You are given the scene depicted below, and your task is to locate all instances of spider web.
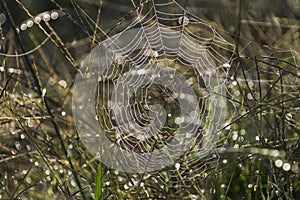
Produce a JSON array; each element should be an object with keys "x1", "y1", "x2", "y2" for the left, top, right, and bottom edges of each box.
[
  {"x1": 0, "y1": 0, "x2": 299, "y2": 199},
  {"x1": 72, "y1": 0, "x2": 235, "y2": 173},
  {"x1": 70, "y1": 0, "x2": 300, "y2": 196}
]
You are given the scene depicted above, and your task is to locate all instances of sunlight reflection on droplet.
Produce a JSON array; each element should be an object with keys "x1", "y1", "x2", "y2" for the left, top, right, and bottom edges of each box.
[
  {"x1": 232, "y1": 132, "x2": 238, "y2": 140},
  {"x1": 124, "y1": 184, "x2": 129, "y2": 190},
  {"x1": 42, "y1": 88, "x2": 47, "y2": 96},
  {"x1": 0, "y1": 13, "x2": 6, "y2": 25},
  {"x1": 58, "y1": 80, "x2": 67, "y2": 88},
  {"x1": 275, "y1": 159, "x2": 283, "y2": 168},
  {"x1": 248, "y1": 80, "x2": 254, "y2": 88},
  {"x1": 223, "y1": 63, "x2": 231, "y2": 68},
  {"x1": 175, "y1": 117, "x2": 184, "y2": 124},
  {"x1": 222, "y1": 159, "x2": 228, "y2": 164},
  {"x1": 26, "y1": 177, "x2": 32, "y2": 184},
  {"x1": 34, "y1": 16, "x2": 41, "y2": 23},
  {"x1": 43, "y1": 13, "x2": 51, "y2": 21},
  {"x1": 178, "y1": 15, "x2": 189, "y2": 26},
  {"x1": 255, "y1": 136, "x2": 260, "y2": 141},
  {"x1": 26, "y1": 20, "x2": 33, "y2": 27},
  {"x1": 71, "y1": 180, "x2": 76, "y2": 187},
  {"x1": 26, "y1": 145, "x2": 31, "y2": 151},
  {"x1": 247, "y1": 93, "x2": 253, "y2": 100},
  {"x1": 175, "y1": 163, "x2": 180, "y2": 170},
  {"x1": 282, "y1": 163, "x2": 291, "y2": 171},
  {"x1": 51, "y1": 12, "x2": 59, "y2": 20},
  {"x1": 20, "y1": 23, "x2": 27, "y2": 31},
  {"x1": 15, "y1": 142, "x2": 21, "y2": 150}
]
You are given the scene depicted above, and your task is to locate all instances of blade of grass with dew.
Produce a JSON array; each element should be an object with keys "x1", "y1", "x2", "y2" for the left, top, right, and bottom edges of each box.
[{"x1": 95, "y1": 163, "x2": 102, "y2": 200}]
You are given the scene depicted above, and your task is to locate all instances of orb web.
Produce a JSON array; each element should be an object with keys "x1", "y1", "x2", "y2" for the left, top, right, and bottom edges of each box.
[
  {"x1": 72, "y1": 0, "x2": 234, "y2": 175},
  {"x1": 0, "y1": 0, "x2": 299, "y2": 199}
]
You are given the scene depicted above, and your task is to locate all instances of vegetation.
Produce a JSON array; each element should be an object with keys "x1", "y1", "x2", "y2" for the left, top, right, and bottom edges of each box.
[{"x1": 0, "y1": 0, "x2": 299, "y2": 199}]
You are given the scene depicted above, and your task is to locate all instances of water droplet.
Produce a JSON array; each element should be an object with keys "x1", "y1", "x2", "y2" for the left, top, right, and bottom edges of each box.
[
  {"x1": 61, "y1": 111, "x2": 66, "y2": 116},
  {"x1": 222, "y1": 159, "x2": 228, "y2": 164},
  {"x1": 234, "y1": 90, "x2": 240, "y2": 96},
  {"x1": 45, "y1": 169, "x2": 50, "y2": 175},
  {"x1": 8, "y1": 68, "x2": 14, "y2": 73},
  {"x1": 34, "y1": 161, "x2": 39, "y2": 166},
  {"x1": 285, "y1": 113, "x2": 292, "y2": 121},
  {"x1": 26, "y1": 20, "x2": 33, "y2": 27},
  {"x1": 178, "y1": 15, "x2": 189, "y2": 26},
  {"x1": 50, "y1": 12, "x2": 59, "y2": 20},
  {"x1": 58, "y1": 80, "x2": 67, "y2": 88},
  {"x1": 43, "y1": 13, "x2": 51, "y2": 21},
  {"x1": 248, "y1": 80, "x2": 254, "y2": 88},
  {"x1": 15, "y1": 142, "x2": 21, "y2": 150},
  {"x1": 0, "y1": 13, "x2": 6, "y2": 25},
  {"x1": 232, "y1": 132, "x2": 238, "y2": 140},
  {"x1": 222, "y1": 63, "x2": 231, "y2": 68},
  {"x1": 42, "y1": 88, "x2": 47, "y2": 96},
  {"x1": 20, "y1": 23, "x2": 27, "y2": 31},
  {"x1": 282, "y1": 163, "x2": 291, "y2": 171},
  {"x1": 247, "y1": 93, "x2": 253, "y2": 100},
  {"x1": 20, "y1": 134, "x2": 25, "y2": 139},
  {"x1": 240, "y1": 129, "x2": 246, "y2": 135},
  {"x1": 124, "y1": 184, "x2": 129, "y2": 190},
  {"x1": 26, "y1": 145, "x2": 31, "y2": 151},
  {"x1": 175, "y1": 163, "x2": 180, "y2": 170},
  {"x1": 26, "y1": 177, "x2": 32, "y2": 184},
  {"x1": 34, "y1": 16, "x2": 41, "y2": 23},
  {"x1": 275, "y1": 159, "x2": 283, "y2": 168},
  {"x1": 248, "y1": 183, "x2": 253, "y2": 188},
  {"x1": 175, "y1": 116, "x2": 184, "y2": 124},
  {"x1": 238, "y1": 136, "x2": 244, "y2": 142}
]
